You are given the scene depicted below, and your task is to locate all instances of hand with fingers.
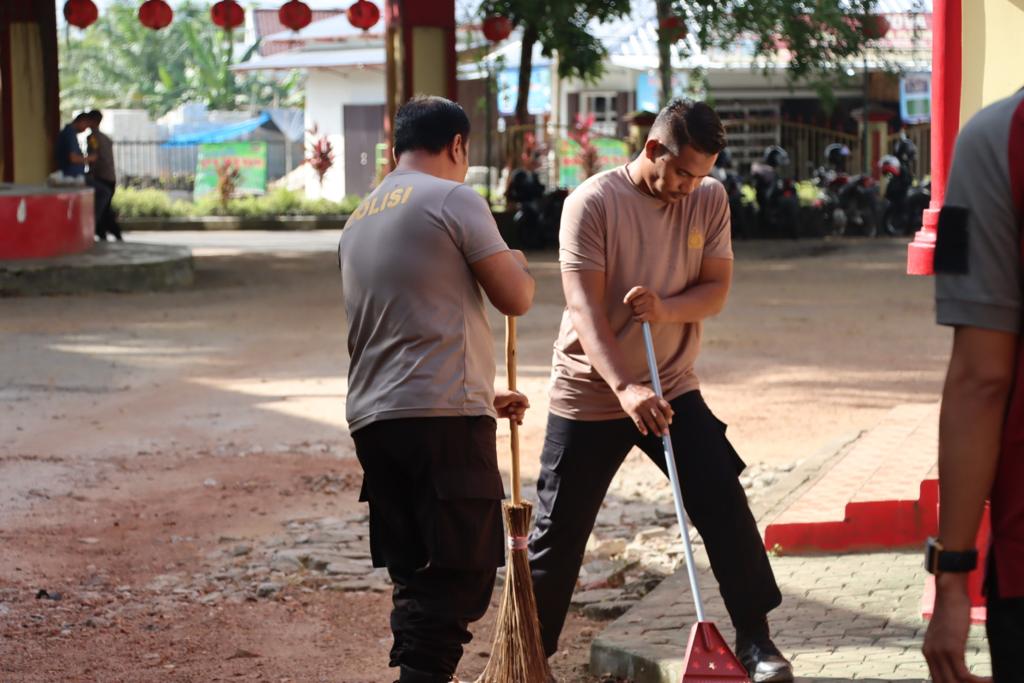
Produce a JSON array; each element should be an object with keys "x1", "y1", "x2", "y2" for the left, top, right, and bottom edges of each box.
[
  {"x1": 923, "y1": 575, "x2": 992, "y2": 683},
  {"x1": 494, "y1": 389, "x2": 530, "y2": 425},
  {"x1": 624, "y1": 286, "x2": 666, "y2": 323},
  {"x1": 616, "y1": 383, "x2": 673, "y2": 437}
]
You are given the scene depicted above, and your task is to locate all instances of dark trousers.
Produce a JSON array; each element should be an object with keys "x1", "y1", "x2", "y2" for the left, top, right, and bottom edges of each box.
[
  {"x1": 91, "y1": 178, "x2": 121, "y2": 240},
  {"x1": 353, "y1": 416, "x2": 506, "y2": 682},
  {"x1": 84, "y1": 176, "x2": 112, "y2": 234},
  {"x1": 988, "y1": 562, "x2": 1024, "y2": 682},
  {"x1": 528, "y1": 391, "x2": 782, "y2": 656}
]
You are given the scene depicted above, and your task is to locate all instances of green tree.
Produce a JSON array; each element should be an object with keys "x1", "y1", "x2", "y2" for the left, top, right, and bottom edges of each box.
[
  {"x1": 478, "y1": 0, "x2": 631, "y2": 124},
  {"x1": 59, "y1": 0, "x2": 302, "y2": 118},
  {"x1": 658, "y1": 0, "x2": 890, "y2": 108}
]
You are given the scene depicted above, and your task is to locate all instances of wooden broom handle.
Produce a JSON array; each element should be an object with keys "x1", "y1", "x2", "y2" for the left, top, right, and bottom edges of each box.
[{"x1": 506, "y1": 316, "x2": 521, "y2": 505}]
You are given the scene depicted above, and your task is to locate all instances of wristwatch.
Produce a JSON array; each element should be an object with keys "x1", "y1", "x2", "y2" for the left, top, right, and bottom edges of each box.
[{"x1": 925, "y1": 537, "x2": 978, "y2": 574}]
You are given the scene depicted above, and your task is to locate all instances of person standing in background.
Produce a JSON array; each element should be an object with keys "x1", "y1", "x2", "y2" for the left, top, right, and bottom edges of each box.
[{"x1": 86, "y1": 110, "x2": 122, "y2": 241}]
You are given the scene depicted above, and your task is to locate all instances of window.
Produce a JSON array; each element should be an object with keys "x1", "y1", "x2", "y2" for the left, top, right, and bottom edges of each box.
[{"x1": 581, "y1": 92, "x2": 618, "y2": 136}]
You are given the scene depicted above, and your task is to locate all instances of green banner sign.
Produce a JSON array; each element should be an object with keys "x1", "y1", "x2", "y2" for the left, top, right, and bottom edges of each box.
[
  {"x1": 194, "y1": 142, "x2": 268, "y2": 199},
  {"x1": 557, "y1": 137, "x2": 632, "y2": 189}
]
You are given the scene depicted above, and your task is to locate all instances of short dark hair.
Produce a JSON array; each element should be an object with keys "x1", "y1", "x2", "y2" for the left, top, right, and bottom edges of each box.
[
  {"x1": 648, "y1": 99, "x2": 726, "y2": 156},
  {"x1": 73, "y1": 112, "x2": 91, "y2": 124},
  {"x1": 393, "y1": 95, "x2": 470, "y2": 157},
  {"x1": 86, "y1": 109, "x2": 103, "y2": 124}
]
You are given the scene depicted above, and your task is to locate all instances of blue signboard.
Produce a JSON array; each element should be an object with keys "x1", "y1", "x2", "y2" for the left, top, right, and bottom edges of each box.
[
  {"x1": 497, "y1": 65, "x2": 551, "y2": 116},
  {"x1": 635, "y1": 71, "x2": 690, "y2": 113},
  {"x1": 899, "y1": 73, "x2": 931, "y2": 124}
]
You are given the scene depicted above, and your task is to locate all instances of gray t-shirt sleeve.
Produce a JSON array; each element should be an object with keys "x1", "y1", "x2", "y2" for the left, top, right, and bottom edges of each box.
[
  {"x1": 935, "y1": 107, "x2": 1021, "y2": 334},
  {"x1": 440, "y1": 185, "x2": 509, "y2": 264}
]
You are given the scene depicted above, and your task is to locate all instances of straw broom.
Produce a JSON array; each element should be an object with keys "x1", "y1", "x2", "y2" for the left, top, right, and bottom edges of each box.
[{"x1": 477, "y1": 316, "x2": 552, "y2": 683}]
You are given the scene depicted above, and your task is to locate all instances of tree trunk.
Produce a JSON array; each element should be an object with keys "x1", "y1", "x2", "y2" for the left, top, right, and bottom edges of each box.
[
  {"x1": 515, "y1": 23, "x2": 538, "y2": 125},
  {"x1": 656, "y1": 0, "x2": 673, "y2": 107}
]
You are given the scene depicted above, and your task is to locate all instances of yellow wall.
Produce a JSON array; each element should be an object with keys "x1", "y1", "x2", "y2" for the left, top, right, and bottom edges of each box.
[
  {"x1": 9, "y1": 22, "x2": 50, "y2": 184},
  {"x1": 960, "y1": 0, "x2": 1024, "y2": 124},
  {"x1": 410, "y1": 27, "x2": 447, "y2": 98}
]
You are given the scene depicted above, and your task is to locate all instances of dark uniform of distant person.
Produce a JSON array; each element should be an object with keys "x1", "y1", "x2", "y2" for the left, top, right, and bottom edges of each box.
[
  {"x1": 85, "y1": 110, "x2": 122, "y2": 241},
  {"x1": 54, "y1": 112, "x2": 111, "y2": 231},
  {"x1": 923, "y1": 87, "x2": 1024, "y2": 683},
  {"x1": 338, "y1": 96, "x2": 535, "y2": 683},
  {"x1": 527, "y1": 99, "x2": 793, "y2": 682}
]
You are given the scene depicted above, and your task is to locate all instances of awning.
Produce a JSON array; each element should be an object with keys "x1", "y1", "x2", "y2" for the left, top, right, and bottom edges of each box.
[{"x1": 161, "y1": 112, "x2": 272, "y2": 147}]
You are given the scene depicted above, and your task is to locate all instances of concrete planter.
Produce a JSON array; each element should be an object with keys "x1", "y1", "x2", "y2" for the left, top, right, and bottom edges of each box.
[{"x1": 121, "y1": 215, "x2": 350, "y2": 232}]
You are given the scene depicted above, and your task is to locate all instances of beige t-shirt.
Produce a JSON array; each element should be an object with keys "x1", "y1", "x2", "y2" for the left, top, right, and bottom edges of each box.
[
  {"x1": 339, "y1": 170, "x2": 509, "y2": 432},
  {"x1": 549, "y1": 166, "x2": 732, "y2": 421}
]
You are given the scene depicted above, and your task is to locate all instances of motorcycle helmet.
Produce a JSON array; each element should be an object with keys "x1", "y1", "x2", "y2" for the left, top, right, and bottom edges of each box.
[
  {"x1": 878, "y1": 154, "x2": 901, "y2": 176},
  {"x1": 825, "y1": 143, "x2": 850, "y2": 169},
  {"x1": 893, "y1": 136, "x2": 917, "y2": 165},
  {"x1": 762, "y1": 145, "x2": 790, "y2": 168},
  {"x1": 715, "y1": 147, "x2": 734, "y2": 169}
]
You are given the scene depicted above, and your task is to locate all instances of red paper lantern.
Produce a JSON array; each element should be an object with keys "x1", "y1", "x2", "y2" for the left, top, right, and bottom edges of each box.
[
  {"x1": 659, "y1": 15, "x2": 689, "y2": 43},
  {"x1": 279, "y1": 1, "x2": 313, "y2": 32},
  {"x1": 138, "y1": 0, "x2": 173, "y2": 30},
  {"x1": 211, "y1": 0, "x2": 245, "y2": 31},
  {"x1": 860, "y1": 14, "x2": 891, "y2": 41},
  {"x1": 346, "y1": 1, "x2": 380, "y2": 31},
  {"x1": 482, "y1": 15, "x2": 512, "y2": 43},
  {"x1": 63, "y1": 0, "x2": 98, "y2": 29}
]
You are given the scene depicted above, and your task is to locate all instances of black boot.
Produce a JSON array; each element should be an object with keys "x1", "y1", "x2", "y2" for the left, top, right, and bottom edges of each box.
[
  {"x1": 735, "y1": 618, "x2": 793, "y2": 683},
  {"x1": 397, "y1": 665, "x2": 452, "y2": 683}
]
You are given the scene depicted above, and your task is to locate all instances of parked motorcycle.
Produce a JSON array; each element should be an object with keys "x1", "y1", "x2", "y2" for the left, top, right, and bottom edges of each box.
[
  {"x1": 506, "y1": 166, "x2": 551, "y2": 249},
  {"x1": 749, "y1": 145, "x2": 800, "y2": 239},
  {"x1": 878, "y1": 134, "x2": 930, "y2": 236},
  {"x1": 711, "y1": 148, "x2": 752, "y2": 238},
  {"x1": 811, "y1": 143, "x2": 881, "y2": 237}
]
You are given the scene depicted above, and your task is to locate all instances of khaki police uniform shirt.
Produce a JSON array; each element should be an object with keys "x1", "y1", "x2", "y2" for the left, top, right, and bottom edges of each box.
[
  {"x1": 339, "y1": 170, "x2": 509, "y2": 433},
  {"x1": 550, "y1": 166, "x2": 733, "y2": 421}
]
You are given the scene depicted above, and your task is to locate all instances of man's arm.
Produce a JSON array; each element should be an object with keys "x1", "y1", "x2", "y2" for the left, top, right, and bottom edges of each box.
[
  {"x1": 623, "y1": 257, "x2": 732, "y2": 323},
  {"x1": 471, "y1": 249, "x2": 534, "y2": 317},
  {"x1": 563, "y1": 269, "x2": 673, "y2": 436},
  {"x1": 924, "y1": 325, "x2": 1015, "y2": 683}
]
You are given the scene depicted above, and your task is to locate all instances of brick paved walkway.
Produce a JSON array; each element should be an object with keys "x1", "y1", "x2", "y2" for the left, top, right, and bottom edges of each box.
[
  {"x1": 592, "y1": 545, "x2": 991, "y2": 682},
  {"x1": 591, "y1": 406, "x2": 992, "y2": 682}
]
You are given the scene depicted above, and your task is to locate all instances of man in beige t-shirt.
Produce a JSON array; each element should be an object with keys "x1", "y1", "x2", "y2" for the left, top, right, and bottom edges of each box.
[{"x1": 528, "y1": 99, "x2": 791, "y2": 682}]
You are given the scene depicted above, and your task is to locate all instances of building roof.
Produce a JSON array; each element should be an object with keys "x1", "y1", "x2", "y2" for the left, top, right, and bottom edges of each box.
[
  {"x1": 231, "y1": 47, "x2": 385, "y2": 72},
  {"x1": 252, "y1": 8, "x2": 346, "y2": 56},
  {"x1": 262, "y1": 13, "x2": 385, "y2": 45}
]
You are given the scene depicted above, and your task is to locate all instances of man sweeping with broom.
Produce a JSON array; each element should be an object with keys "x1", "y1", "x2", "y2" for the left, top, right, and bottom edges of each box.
[
  {"x1": 528, "y1": 99, "x2": 793, "y2": 682},
  {"x1": 339, "y1": 95, "x2": 535, "y2": 683}
]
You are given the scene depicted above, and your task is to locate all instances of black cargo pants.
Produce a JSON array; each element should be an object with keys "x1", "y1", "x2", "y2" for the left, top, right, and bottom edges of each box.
[
  {"x1": 353, "y1": 416, "x2": 506, "y2": 682},
  {"x1": 528, "y1": 390, "x2": 782, "y2": 656}
]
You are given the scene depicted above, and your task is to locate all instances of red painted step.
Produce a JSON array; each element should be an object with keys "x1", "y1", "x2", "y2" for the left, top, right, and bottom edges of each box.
[{"x1": 763, "y1": 404, "x2": 939, "y2": 554}]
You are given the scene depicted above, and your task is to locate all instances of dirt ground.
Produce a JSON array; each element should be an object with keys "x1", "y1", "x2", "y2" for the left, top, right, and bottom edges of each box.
[{"x1": 0, "y1": 236, "x2": 951, "y2": 682}]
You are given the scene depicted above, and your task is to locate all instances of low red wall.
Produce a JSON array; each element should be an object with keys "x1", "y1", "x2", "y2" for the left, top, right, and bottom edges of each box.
[{"x1": 0, "y1": 186, "x2": 94, "y2": 260}]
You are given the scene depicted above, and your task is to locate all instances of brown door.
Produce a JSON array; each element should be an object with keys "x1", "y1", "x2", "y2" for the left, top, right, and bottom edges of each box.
[{"x1": 342, "y1": 104, "x2": 386, "y2": 197}]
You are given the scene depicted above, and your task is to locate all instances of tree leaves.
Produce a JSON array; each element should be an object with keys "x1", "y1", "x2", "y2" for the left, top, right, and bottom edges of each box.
[{"x1": 59, "y1": 0, "x2": 303, "y2": 118}]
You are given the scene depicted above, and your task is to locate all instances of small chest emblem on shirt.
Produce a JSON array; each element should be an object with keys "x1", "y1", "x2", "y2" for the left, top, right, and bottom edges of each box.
[{"x1": 688, "y1": 231, "x2": 705, "y2": 249}]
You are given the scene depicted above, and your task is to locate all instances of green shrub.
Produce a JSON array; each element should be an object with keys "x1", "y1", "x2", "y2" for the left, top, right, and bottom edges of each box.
[
  {"x1": 111, "y1": 187, "x2": 191, "y2": 217},
  {"x1": 113, "y1": 187, "x2": 356, "y2": 218}
]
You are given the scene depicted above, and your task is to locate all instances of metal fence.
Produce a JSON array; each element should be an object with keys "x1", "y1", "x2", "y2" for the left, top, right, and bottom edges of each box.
[
  {"x1": 470, "y1": 118, "x2": 932, "y2": 197},
  {"x1": 113, "y1": 139, "x2": 304, "y2": 189},
  {"x1": 724, "y1": 118, "x2": 932, "y2": 180}
]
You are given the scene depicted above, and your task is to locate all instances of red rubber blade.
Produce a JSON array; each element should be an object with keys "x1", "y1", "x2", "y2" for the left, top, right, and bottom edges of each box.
[{"x1": 681, "y1": 621, "x2": 751, "y2": 683}]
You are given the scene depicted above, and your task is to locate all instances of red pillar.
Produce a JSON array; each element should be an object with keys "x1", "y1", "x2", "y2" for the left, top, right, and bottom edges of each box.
[
  {"x1": 907, "y1": 0, "x2": 962, "y2": 275},
  {"x1": 383, "y1": 0, "x2": 458, "y2": 171}
]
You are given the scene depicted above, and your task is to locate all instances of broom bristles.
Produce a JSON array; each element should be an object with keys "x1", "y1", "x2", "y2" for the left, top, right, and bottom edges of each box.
[{"x1": 477, "y1": 500, "x2": 552, "y2": 683}]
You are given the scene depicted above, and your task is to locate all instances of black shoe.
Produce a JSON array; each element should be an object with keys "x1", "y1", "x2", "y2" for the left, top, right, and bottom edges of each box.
[
  {"x1": 735, "y1": 633, "x2": 793, "y2": 682},
  {"x1": 397, "y1": 665, "x2": 451, "y2": 683}
]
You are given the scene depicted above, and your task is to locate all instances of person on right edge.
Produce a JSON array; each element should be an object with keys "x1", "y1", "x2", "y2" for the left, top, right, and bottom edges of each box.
[
  {"x1": 923, "y1": 87, "x2": 1024, "y2": 683},
  {"x1": 527, "y1": 99, "x2": 791, "y2": 682}
]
